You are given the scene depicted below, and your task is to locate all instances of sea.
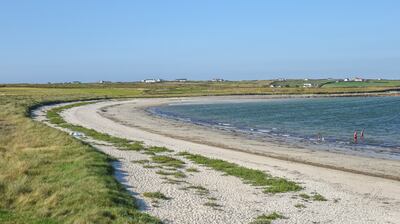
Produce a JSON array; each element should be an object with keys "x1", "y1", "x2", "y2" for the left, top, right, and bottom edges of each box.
[{"x1": 149, "y1": 96, "x2": 400, "y2": 160}]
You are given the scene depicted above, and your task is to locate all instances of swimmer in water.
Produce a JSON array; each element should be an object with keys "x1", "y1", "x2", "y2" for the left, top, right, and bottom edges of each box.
[{"x1": 354, "y1": 130, "x2": 358, "y2": 143}]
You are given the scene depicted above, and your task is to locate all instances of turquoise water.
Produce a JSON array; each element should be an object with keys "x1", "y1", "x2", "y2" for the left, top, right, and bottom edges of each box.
[{"x1": 150, "y1": 97, "x2": 400, "y2": 160}]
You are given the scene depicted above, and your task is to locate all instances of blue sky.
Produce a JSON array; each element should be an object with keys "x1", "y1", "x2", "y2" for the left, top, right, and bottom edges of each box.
[{"x1": 1, "y1": 0, "x2": 399, "y2": 83}]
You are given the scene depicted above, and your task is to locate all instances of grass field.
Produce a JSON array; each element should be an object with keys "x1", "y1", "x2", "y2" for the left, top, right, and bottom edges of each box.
[
  {"x1": 322, "y1": 80, "x2": 400, "y2": 88},
  {"x1": 0, "y1": 80, "x2": 399, "y2": 223}
]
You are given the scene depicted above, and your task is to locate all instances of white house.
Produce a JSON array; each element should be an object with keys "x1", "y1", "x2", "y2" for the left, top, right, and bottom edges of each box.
[
  {"x1": 353, "y1": 77, "x2": 364, "y2": 82},
  {"x1": 303, "y1": 83, "x2": 313, "y2": 88},
  {"x1": 176, "y1": 79, "x2": 187, "y2": 82},
  {"x1": 211, "y1": 78, "x2": 225, "y2": 82},
  {"x1": 142, "y1": 78, "x2": 162, "y2": 83}
]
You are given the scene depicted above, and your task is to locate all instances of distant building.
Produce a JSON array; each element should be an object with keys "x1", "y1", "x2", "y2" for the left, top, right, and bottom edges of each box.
[
  {"x1": 353, "y1": 77, "x2": 364, "y2": 82},
  {"x1": 211, "y1": 78, "x2": 225, "y2": 82},
  {"x1": 303, "y1": 83, "x2": 313, "y2": 88},
  {"x1": 343, "y1": 78, "x2": 350, "y2": 82},
  {"x1": 176, "y1": 78, "x2": 187, "y2": 82},
  {"x1": 142, "y1": 78, "x2": 162, "y2": 83},
  {"x1": 99, "y1": 80, "x2": 112, "y2": 84},
  {"x1": 72, "y1": 81, "x2": 81, "y2": 84}
]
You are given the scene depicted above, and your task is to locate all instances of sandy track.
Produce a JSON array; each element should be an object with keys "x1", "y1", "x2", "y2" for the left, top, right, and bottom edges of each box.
[{"x1": 36, "y1": 98, "x2": 400, "y2": 223}]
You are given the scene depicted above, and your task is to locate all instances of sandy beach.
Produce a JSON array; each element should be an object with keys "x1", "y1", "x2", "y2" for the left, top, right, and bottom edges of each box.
[{"x1": 34, "y1": 97, "x2": 400, "y2": 223}]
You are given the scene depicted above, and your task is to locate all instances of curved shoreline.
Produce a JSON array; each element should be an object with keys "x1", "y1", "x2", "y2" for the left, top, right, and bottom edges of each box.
[
  {"x1": 57, "y1": 98, "x2": 400, "y2": 223},
  {"x1": 99, "y1": 96, "x2": 400, "y2": 181}
]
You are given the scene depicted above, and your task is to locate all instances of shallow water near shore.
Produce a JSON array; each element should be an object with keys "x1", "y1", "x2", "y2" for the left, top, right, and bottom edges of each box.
[{"x1": 150, "y1": 96, "x2": 400, "y2": 160}]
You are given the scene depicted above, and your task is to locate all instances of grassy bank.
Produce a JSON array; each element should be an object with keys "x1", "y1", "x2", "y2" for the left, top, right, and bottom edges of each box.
[{"x1": 0, "y1": 91, "x2": 162, "y2": 223}]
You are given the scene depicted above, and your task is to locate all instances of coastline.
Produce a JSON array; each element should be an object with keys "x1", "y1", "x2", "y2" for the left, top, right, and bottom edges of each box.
[
  {"x1": 100, "y1": 96, "x2": 400, "y2": 181},
  {"x1": 57, "y1": 97, "x2": 400, "y2": 223}
]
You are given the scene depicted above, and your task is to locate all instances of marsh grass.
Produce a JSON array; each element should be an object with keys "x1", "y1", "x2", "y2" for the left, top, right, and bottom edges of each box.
[{"x1": 177, "y1": 152, "x2": 301, "y2": 193}]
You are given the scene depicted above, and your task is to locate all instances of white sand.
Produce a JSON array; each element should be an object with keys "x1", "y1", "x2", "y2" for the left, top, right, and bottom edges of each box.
[{"x1": 33, "y1": 98, "x2": 400, "y2": 223}]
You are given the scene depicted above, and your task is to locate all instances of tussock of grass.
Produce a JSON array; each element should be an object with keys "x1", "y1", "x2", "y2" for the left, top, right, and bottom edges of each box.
[
  {"x1": 178, "y1": 152, "x2": 301, "y2": 193},
  {"x1": 299, "y1": 192, "x2": 327, "y2": 201},
  {"x1": 143, "y1": 192, "x2": 170, "y2": 200},
  {"x1": 146, "y1": 146, "x2": 173, "y2": 154},
  {"x1": 312, "y1": 193, "x2": 327, "y2": 201},
  {"x1": 186, "y1": 167, "x2": 199, "y2": 172},
  {"x1": 294, "y1": 203, "x2": 306, "y2": 209},
  {"x1": 142, "y1": 165, "x2": 161, "y2": 169},
  {"x1": 299, "y1": 193, "x2": 311, "y2": 199},
  {"x1": 131, "y1": 159, "x2": 150, "y2": 164},
  {"x1": 161, "y1": 177, "x2": 188, "y2": 185},
  {"x1": 250, "y1": 212, "x2": 285, "y2": 224},
  {"x1": 151, "y1": 155, "x2": 185, "y2": 168},
  {"x1": 184, "y1": 185, "x2": 210, "y2": 195},
  {"x1": 155, "y1": 170, "x2": 187, "y2": 178},
  {"x1": 203, "y1": 202, "x2": 221, "y2": 208}
]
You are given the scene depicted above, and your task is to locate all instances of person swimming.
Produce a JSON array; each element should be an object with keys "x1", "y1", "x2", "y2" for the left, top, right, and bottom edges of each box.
[{"x1": 354, "y1": 130, "x2": 358, "y2": 143}]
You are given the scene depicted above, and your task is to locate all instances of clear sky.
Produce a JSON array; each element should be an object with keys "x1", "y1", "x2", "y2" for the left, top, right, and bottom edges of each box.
[{"x1": 1, "y1": 0, "x2": 399, "y2": 83}]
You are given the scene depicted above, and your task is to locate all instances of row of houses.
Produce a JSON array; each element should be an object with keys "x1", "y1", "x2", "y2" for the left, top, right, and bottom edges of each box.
[{"x1": 141, "y1": 78, "x2": 226, "y2": 83}]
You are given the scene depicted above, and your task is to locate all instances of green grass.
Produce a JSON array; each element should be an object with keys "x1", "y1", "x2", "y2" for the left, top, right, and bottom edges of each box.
[
  {"x1": 186, "y1": 167, "x2": 199, "y2": 172},
  {"x1": 146, "y1": 146, "x2": 173, "y2": 154},
  {"x1": 155, "y1": 170, "x2": 187, "y2": 178},
  {"x1": 151, "y1": 155, "x2": 185, "y2": 168},
  {"x1": 131, "y1": 160, "x2": 150, "y2": 164},
  {"x1": 177, "y1": 152, "x2": 301, "y2": 193},
  {"x1": 250, "y1": 212, "x2": 285, "y2": 224},
  {"x1": 183, "y1": 185, "x2": 209, "y2": 195},
  {"x1": 47, "y1": 103, "x2": 147, "y2": 152},
  {"x1": 294, "y1": 203, "x2": 306, "y2": 209},
  {"x1": 312, "y1": 193, "x2": 327, "y2": 201},
  {"x1": 299, "y1": 193, "x2": 327, "y2": 201},
  {"x1": 322, "y1": 80, "x2": 400, "y2": 88},
  {"x1": 0, "y1": 95, "x2": 161, "y2": 223},
  {"x1": 142, "y1": 192, "x2": 170, "y2": 200},
  {"x1": 299, "y1": 193, "x2": 311, "y2": 199},
  {"x1": 270, "y1": 79, "x2": 334, "y2": 88}
]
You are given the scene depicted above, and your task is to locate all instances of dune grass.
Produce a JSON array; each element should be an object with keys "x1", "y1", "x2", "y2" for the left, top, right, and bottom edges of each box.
[{"x1": 177, "y1": 152, "x2": 301, "y2": 193}]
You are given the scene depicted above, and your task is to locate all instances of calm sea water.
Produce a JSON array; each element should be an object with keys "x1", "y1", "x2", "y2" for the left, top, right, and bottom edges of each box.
[{"x1": 150, "y1": 97, "x2": 400, "y2": 160}]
